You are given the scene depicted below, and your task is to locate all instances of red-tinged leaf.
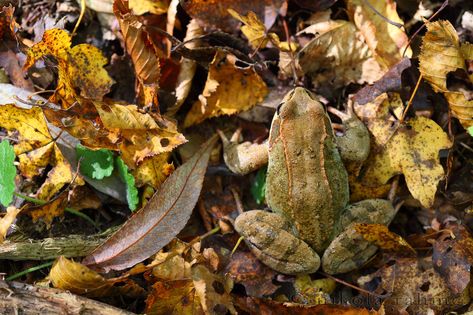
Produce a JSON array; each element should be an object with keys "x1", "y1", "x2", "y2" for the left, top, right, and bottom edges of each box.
[{"x1": 82, "y1": 135, "x2": 218, "y2": 272}]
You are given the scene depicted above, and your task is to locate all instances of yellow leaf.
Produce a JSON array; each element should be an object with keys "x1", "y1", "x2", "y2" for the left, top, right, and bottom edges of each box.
[
  {"x1": 228, "y1": 9, "x2": 280, "y2": 49},
  {"x1": 29, "y1": 192, "x2": 68, "y2": 225},
  {"x1": 132, "y1": 153, "x2": 174, "y2": 189},
  {"x1": 50, "y1": 256, "x2": 144, "y2": 298},
  {"x1": 184, "y1": 50, "x2": 268, "y2": 127},
  {"x1": 347, "y1": 0, "x2": 412, "y2": 69},
  {"x1": 363, "y1": 116, "x2": 452, "y2": 208},
  {"x1": 129, "y1": 0, "x2": 169, "y2": 15},
  {"x1": 293, "y1": 274, "x2": 334, "y2": 304},
  {"x1": 354, "y1": 223, "x2": 415, "y2": 254},
  {"x1": 0, "y1": 206, "x2": 20, "y2": 244},
  {"x1": 298, "y1": 20, "x2": 383, "y2": 89},
  {"x1": 25, "y1": 29, "x2": 114, "y2": 108},
  {"x1": 0, "y1": 105, "x2": 51, "y2": 155},
  {"x1": 419, "y1": 20, "x2": 473, "y2": 129},
  {"x1": 0, "y1": 105, "x2": 81, "y2": 222}
]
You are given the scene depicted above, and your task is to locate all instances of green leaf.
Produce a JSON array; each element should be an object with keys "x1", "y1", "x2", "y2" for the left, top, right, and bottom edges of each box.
[
  {"x1": 251, "y1": 166, "x2": 266, "y2": 205},
  {"x1": 115, "y1": 157, "x2": 139, "y2": 211},
  {"x1": 0, "y1": 140, "x2": 16, "y2": 207},
  {"x1": 468, "y1": 126, "x2": 473, "y2": 137},
  {"x1": 76, "y1": 144, "x2": 114, "y2": 180}
]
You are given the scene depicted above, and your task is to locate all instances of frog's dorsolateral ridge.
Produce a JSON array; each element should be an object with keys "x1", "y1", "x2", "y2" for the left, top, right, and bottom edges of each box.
[{"x1": 221, "y1": 88, "x2": 396, "y2": 275}]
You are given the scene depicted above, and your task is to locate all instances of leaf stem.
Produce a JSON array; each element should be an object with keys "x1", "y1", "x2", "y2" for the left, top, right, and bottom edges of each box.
[
  {"x1": 14, "y1": 192, "x2": 98, "y2": 228},
  {"x1": 6, "y1": 261, "x2": 54, "y2": 281}
]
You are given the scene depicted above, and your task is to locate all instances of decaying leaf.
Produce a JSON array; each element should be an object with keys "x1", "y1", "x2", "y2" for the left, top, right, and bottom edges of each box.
[
  {"x1": 50, "y1": 256, "x2": 145, "y2": 298},
  {"x1": 432, "y1": 223, "x2": 473, "y2": 295},
  {"x1": 184, "y1": 50, "x2": 268, "y2": 127},
  {"x1": 298, "y1": 19, "x2": 382, "y2": 89},
  {"x1": 0, "y1": 206, "x2": 20, "y2": 244},
  {"x1": 24, "y1": 29, "x2": 114, "y2": 108},
  {"x1": 132, "y1": 153, "x2": 174, "y2": 189},
  {"x1": 419, "y1": 20, "x2": 473, "y2": 129},
  {"x1": 0, "y1": 105, "x2": 81, "y2": 207},
  {"x1": 129, "y1": 0, "x2": 169, "y2": 15},
  {"x1": 353, "y1": 223, "x2": 416, "y2": 254},
  {"x1": 293, "y1": 274, "x2": 334, "y2": 305},
  {"x1": 180, "y1": 0, "x2": 285, "y2": 32},
  {"x1": 113, "y1": 0, "x2": 161, "y2": 107},
  {"x1": 82, "y1": 136, "x2": 218, "y2": 272},
  {"x1": 358, "y1": 257, "x2": 470, "y2": 314},
  {"x1": 228, "y1": 9, "x2": 280, "y2": 49},
  {"x1": 360, "y1": 96, "x2": 452, "y2": 208},
  {"x1": 346, "y1": 0, "x2": 412, "y2": 69}
]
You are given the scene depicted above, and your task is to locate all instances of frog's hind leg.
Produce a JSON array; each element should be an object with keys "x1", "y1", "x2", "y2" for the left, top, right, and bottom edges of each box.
[{"x1": 234, "y1": 210, "x2": 321, "y2": 275}]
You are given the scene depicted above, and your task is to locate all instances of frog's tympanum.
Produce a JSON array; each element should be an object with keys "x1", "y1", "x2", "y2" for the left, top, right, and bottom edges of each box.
[{"x1": 219, "y1": 88, "x2": 396, "y2": 275}]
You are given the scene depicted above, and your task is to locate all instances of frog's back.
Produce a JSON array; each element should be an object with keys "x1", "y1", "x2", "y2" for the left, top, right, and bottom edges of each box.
[{"x1": 265, "y1": 88, "x2": 349, "y2": 253}]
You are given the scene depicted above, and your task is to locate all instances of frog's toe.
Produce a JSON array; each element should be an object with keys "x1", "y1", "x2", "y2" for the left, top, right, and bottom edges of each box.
[{"x1": 321, "y1": 223, "x2": 378, "y2": 274}]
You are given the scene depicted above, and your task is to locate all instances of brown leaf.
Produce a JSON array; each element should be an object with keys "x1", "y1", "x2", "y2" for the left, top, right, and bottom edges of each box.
[
  {"x1": 180, "y1": 0, "x2": 285, "y2": 32},
  {"x1": 432, "y1": 223, "x2": 473, "y2": 295},
  {"x1": 353, "y1": 57, "x2": 411, "y2": 105},
  {"x1": 82, "y1": 135, "x2": 218, "y2": 272}
]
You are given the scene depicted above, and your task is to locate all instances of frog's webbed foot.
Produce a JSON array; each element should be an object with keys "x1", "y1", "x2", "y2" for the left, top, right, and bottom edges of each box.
[
  {"x1": 234, "y1": 210, "x2": 320, "y2": 275},
  {"x1": 322, "y1": 199, "x2": 396, "y2": 274},
  {"x1": 217, "y1": 129, "x2": 268, "y2": 175},
  {"x1": 329, "y1": 103, "x2": 370, "y2": 163}
]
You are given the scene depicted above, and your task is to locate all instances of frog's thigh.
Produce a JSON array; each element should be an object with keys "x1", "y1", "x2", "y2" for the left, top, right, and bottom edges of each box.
[
  {"x1": 235, "y1": 210, "x2": 320, "y2": 275},
  {"x1": 322, "y1": 223, "x2": 378, "y2": 274}
]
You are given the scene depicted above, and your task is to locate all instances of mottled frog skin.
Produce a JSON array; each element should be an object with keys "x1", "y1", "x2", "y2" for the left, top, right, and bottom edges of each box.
[{"x1": 221, "y1": 88, "x2": 396, "y2": 275}]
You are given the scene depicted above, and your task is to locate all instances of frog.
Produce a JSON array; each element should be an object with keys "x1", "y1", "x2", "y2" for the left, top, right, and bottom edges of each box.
[{"x1": 219, "y1": 87, "x2": 396, "y2": 275}]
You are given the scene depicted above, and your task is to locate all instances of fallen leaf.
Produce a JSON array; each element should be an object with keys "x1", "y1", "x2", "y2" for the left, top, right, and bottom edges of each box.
[
  {"x1": 358, "y1": 257, "x2": 470, "y2": 314},
  {"x1": 82, "y1": 136, "x2": 218, "y2": 272},
  {"x1": 24, "y1": 29, "x2": 114, "y2": 108},
  {"x1": 0, "y1": 206, "x2": 20, "y2": 243},
  {"x1": 432, "y1": 223, "x2": 473, "y2": 295},
  {"x1": 228, "y1": 9, "x2": 280, "y2": 49},
  {"x1": 76, "y1": 145, "x2": 114, "y2": 180},
  {"x1": 293, "y1": 274, "x2": 334, "y2": 305},
  {"x1": 132, "y1": 153, "x2": 174, "y2": 189},
  {"x1": 419, "y1": 20, "x2": 473, "y2": 129},
  {"x1": 347, "y1": 0, "x2": 412, "y2": 69},
  {"x1": 115, "y1": 156, "x2": 139, "y2": 211},
  {"x1": 180, "y1": 0, "x2": 285, "y2": 32},
  {"x1": 129, "y1": 0, "x2": 169, "y2": 15},
  {"x1": 184, "y1": 50, "x2": 268, "y2": 127},
  {"x1": 362, "y1": 115, "x2": 452, "y2": 208},
  {"x1": 0, "y1": 140, "x2": 15, "y2": 207},
  {"x1": 114, "y1": 0, "x2": 160, "y2": 107},
  {"x1": 353, "y1": 223, "x2": 416, "y2": 254},
  {"x1": 50, "y1": 256, "x2": 145, "y2": 298},
  {"x1": 298, "y1": 20, "x2": 383, "y2": 89}
]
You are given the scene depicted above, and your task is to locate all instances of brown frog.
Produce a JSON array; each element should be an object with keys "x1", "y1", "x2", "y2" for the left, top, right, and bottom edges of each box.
[{"x1": 219, "y1": 88, "x2": 396, "y2": 275}]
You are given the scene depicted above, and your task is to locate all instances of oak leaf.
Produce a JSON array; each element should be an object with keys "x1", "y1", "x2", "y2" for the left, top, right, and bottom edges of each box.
[{"x1": 184, "y1": 50, "x2": 268, "y2": 127}]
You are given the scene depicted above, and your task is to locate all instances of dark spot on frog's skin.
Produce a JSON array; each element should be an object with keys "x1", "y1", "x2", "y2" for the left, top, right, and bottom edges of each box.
[{"x1": 160, "y1": 138, "x2": 170, "y2": 147}]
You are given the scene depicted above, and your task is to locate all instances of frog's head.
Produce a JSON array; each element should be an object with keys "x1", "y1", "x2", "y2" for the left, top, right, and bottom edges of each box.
[{"x1": 277, "y1": 87, "x2": 325, "y2": 119}]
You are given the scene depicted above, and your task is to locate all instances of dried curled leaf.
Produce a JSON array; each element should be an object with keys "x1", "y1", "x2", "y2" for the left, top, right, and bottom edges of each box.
[
  {"x1": 298, "y1": 20, "x2": 382, "y2": 89},
  {"x1": 347, "y1": 0, "x2": 411, "y2": 69},
  {"x1": 50, "y1": 256, "x2": 144, "y2": 298},
  {"x1": 24, "y1": 29, "x2": 114, "y2": 107},
  {"x1": 82, "y1": 136, "x2": 218, "y2": 272},
  {"x1": 0, "y1": 206, "x2": 20, "y2": 244},
  {"x1": 419, "y1": 20, "x2": 473, "y2": 129},
  {"x1": 184, "y1": 50, "x2": 268, "y2": 127}
]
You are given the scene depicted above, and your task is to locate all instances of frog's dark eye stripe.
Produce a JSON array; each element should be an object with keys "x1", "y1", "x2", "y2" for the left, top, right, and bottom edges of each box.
[{"x1": 276, "y1": 102, "x2": 285, "y2": 114}]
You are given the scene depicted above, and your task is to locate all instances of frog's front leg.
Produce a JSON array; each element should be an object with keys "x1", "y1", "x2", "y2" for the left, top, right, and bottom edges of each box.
[
  {"x1": 234, "y1": 210, "x2": 321, "y2": 275},
  {"x1": 331, "y1": 105, "x2": 370, "y2": 163},
  {"x1": 322, "y1": 199, "x2": 396, "y2": 274},
  {"x1": 218, "y1": 129, "x2": 269, "y2": 175}
]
